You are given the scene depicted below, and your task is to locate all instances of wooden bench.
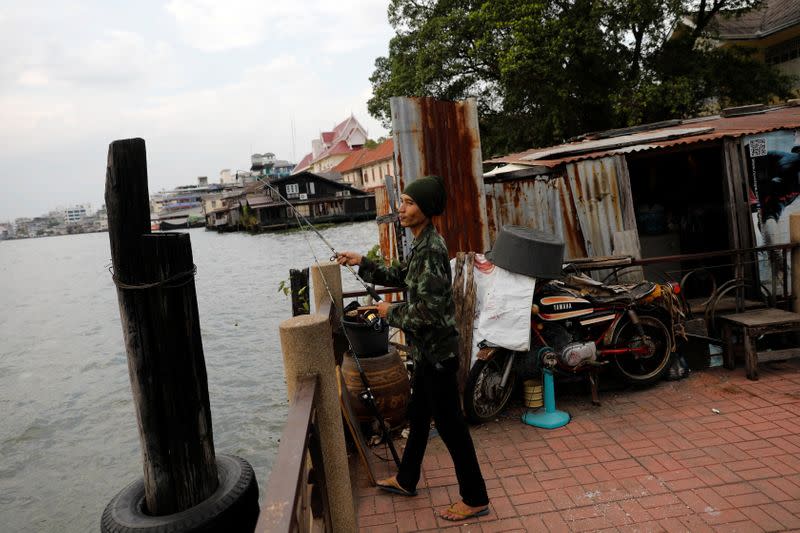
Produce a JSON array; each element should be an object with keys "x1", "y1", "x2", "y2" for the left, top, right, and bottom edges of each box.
[{"x1": 719, "y1": 308, "x2": 800, "y2": 380}]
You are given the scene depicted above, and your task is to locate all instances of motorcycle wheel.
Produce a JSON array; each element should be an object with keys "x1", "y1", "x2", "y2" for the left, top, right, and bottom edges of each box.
[
  {"x1": 613, "y1": 314, "x2": 672, "y2": 386},
  {"x1": 463, "y1": 355, "x2": 516, "y2": 424}
]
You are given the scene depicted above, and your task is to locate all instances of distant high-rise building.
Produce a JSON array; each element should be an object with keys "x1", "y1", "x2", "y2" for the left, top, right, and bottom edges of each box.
[{"x1": 64, "y1": 204, "x2": 91, "y2": 224}]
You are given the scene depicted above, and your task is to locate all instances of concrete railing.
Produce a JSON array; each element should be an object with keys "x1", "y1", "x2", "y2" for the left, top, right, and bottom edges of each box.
[{"x1": 256, "y1": 262, "x2": 355, "y2": 532}]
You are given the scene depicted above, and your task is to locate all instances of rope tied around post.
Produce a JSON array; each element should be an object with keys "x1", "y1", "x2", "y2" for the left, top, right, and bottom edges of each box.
[{"x1": 108, "y1": 264, "x2": 198, "y2": 290}]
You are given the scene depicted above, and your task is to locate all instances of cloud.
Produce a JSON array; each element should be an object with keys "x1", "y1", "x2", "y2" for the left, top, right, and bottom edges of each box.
[
  {"x1": 0, "y1": 28, "x2": 180, "y2": 156},
  {"x1": 17, "y1": 70, "x2": 50, "y2": 88},
  {"x1": 165, "y1": 0, "x2": 392, "y2": 54},
  {"x1": 54, "y1": 30, "x2": 178, "y2": 87},
  {"x1": 0, "y1": 1, "x2": 393, "y2": 220},
  {"x1": 165, "y1": 0, "x2": 294, "y2": 52}
]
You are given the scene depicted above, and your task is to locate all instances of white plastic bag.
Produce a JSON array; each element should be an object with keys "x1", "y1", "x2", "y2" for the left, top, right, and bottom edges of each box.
[{"x1": 452, "y1": 254, "x2": 536, "y2": 367}]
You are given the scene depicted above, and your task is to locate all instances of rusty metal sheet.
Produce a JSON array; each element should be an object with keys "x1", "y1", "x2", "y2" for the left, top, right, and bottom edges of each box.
[
  {"x1": 374, "y1": 186, "x2": 402, "y2": 266},
  {"x1": 565, "y1": 156, "x2": 639, "y2": 260},
  {"x1": 485, "y1": 174, "x2": 587, "y2": 259},
  {"x1": 390, "y1": 96, "x2": 489, "y2": 256}
]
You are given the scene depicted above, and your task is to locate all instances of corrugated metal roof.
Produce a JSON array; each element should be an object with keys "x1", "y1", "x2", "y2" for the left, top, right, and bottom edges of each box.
[
  {"x1": 487, "y1": 105, "x2": 800, "y2": 169},
  {"x1": 519, "y1": 127, "x2": 713, "y2": 161},
  {"x1": 246, "y1": 195, "x2": 272, "y2": 208}
]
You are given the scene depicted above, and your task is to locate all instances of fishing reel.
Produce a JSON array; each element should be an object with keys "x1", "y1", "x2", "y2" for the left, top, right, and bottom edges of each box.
[
  {"x1": 361, "y1": 308, "x2": 383, "y2": 331},
  {"x1": 343, "y1": 300, "x2": 384, "y2": 331}
]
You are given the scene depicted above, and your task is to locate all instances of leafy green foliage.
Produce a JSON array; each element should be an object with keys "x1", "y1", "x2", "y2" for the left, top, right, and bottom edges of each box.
[
  {"x1": 364, "y1": 136, "x2": 388, "y2": 149},
  {"x1": 369, "y1": 0, "x2": 795, "y2": 157},
  {"x1": 241, "y1": 204, "x2": 259, "y2": 232},
  {"x1": 365, "y1": 244, "x2": 383, "y2": 263},
  {"x1": 278, "y1": 279, "x2": 310, "y2": 313}
]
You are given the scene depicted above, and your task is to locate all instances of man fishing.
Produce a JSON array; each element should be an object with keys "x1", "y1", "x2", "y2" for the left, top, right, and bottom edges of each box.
[{"x1": 336, "y1": 175, "x2": 490, "y2": 522}]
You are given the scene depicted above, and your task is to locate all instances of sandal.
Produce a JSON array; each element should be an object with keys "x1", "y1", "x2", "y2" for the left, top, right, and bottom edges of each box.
[
  {"x1": 376, "y1": 476, "x2": 417, "y2": 497},
  {"x1": 439, "y1": 502, "x2": 490, "y2": 522}
]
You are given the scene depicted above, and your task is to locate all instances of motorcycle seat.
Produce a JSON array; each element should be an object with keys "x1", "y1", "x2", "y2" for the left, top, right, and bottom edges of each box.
[{"x1": 561, "y1": 277, "x2": 659, "y2": 305}]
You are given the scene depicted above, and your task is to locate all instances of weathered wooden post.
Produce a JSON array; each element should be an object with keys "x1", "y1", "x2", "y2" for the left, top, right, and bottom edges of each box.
[
  {"x1": 102, "y1": 138, "x2": 258, "y2": 531},
  {"x1": 791, "y1": 213, "x2": 800, "y2": 314}
]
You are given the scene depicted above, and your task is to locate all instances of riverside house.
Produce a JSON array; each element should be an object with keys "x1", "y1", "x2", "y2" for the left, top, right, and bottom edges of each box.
[{"x1": 246, "y1": 171, "x2": 375, "y2": 229}]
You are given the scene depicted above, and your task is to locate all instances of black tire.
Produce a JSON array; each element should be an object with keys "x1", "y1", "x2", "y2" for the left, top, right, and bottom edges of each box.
[
  {"x1": 463, "y1": 355, "x2": 516, "y2": 424},
  {"x1": 613, "y1": 315, "x2": 673, "y2": 386},
  {"x1": 101, "y1": 454, "x2": 259, "y2": 533}
]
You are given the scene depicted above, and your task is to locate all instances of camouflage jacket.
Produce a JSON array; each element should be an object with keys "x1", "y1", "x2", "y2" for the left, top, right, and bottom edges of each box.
[{"x1": 358, "y1": 223, "x2": 458, "y2": 366}]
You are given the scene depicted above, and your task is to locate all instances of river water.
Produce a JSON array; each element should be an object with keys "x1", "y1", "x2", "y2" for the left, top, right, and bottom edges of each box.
[{"x1": 0, "y1": 222, "x2": 378, "y2": 532}]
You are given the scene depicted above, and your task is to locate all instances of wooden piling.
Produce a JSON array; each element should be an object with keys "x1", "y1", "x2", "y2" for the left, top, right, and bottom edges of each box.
[
  {"x1": 106, "y1": 138, "x2": 218, "y2": 515},
  {"x1": 290, "y1": 267, "x2": 310, "y2": 316}
]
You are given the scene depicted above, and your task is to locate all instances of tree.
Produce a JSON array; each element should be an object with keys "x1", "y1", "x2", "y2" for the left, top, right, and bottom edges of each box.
[
  {"x1": 364, "y1": 136, "x2": 388, "y2": 149},
  {"x1": 369, "y1": 0, "x2": 795, "y2": 157}
]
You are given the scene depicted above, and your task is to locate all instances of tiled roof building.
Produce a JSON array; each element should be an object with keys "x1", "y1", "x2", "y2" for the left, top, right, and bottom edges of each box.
[
  {"x1": 293, "y1": 115, "x2": 369, "y2": 175},
  {"x1": 333, "y1": 138, "x2": 395, "y2": 191},
  {"x1": 677, "y1": 0, "x2": 800, "y2": 93}
]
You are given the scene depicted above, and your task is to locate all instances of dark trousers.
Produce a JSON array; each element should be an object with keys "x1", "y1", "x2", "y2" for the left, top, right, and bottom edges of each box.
[{"x1": 396, "y1": 359, "x2": 489, "y2": 507}]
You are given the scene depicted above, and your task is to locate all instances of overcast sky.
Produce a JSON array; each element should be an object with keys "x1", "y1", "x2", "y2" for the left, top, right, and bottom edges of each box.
[{"x1": 0, "y1": 0, "x2": 394, "y2": 221}]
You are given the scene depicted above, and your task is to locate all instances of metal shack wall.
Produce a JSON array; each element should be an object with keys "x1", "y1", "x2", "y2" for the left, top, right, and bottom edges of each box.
[
  {"x1": 565, "y1": 156, "x2": 640, "y2": 259},
  {"x1": 390, "y1": 96, "x2": 490, "y2": 257},
  {"x1": 485, "y1": 174, "x2": 589, "y2": 260},
  {"x1": 486, "y1": 155, "x2": 640, "y2": 267}
]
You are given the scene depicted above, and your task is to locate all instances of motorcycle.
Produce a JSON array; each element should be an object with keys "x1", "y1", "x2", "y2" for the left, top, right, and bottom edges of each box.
[{"x1": 463, "y1": 270, "x2": 684, "y2": 424}]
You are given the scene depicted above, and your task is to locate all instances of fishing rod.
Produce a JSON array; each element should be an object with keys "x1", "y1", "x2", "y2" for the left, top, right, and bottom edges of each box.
[
  {"x1": 256, "y1": 176, "x2": 383, "y2": 303},
  {"x1": 260, "y1": 176, "x2": 401, "y2": 468}
]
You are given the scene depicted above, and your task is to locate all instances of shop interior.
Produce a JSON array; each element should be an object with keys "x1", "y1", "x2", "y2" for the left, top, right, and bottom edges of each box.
[{"x1": 626, "y1": 145, "x2": 736, "y2": 293}]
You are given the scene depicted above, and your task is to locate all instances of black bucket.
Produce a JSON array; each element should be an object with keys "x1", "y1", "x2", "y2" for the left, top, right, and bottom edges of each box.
[{"x1": 342, "y1": 318, "x2": 389, "y2": 358}]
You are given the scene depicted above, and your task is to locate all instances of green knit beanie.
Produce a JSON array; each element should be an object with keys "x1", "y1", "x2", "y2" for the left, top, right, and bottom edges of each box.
[{"x1": 403, "y1": 175, "x2": 446, "y2": 217}]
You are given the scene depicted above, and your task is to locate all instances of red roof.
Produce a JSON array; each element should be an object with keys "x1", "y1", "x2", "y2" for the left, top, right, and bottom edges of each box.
[
  {"x1": 333, "y1": 116, "x2": 353, "y2": 136},
  {"x1": 333, "y1": 148, "x2": 368, "y2": 173},
  {"x1": 332, "y1": 139, "x2": 394, "y2": 173},
  {"x1": 321, "y1": 131, "x2": 335, "y2": 143},
  {"x1": 292, "y1": 152, "x2": 313, "y2": 174},
  {"x1": 319, "y1": 139, "x2": 354, "y2": 159},
  {"x1": 362, "y1": 138, "x2": 394, "y2": 166}
]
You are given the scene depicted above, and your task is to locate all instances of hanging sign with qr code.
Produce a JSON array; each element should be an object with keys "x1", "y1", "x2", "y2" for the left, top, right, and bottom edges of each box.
[{"x1": 748, "y1": 138, "x2": 767, "y2": 158}]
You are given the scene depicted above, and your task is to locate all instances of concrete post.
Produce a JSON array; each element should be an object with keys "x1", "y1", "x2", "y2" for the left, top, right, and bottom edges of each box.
[
  {"x1": 790, "y1": 213, "x2": 800, "y2": 314},
  {"x1": 311, "y1": 261, "x2": 343, "y2": 319},
  {"x1": 278, "y1": 313, "x2": 355, "y2": 533}
]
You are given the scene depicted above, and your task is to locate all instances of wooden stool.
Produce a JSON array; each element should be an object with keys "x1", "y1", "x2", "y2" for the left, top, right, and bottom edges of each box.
[{"x1": 719, "y1": 308, "x2": 800, "y2": 380}]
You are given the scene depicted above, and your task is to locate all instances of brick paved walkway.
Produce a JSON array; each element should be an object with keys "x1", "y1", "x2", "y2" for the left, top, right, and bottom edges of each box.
[{"x1": 353, "y1": 360, "x2": 800, "y2": 532}]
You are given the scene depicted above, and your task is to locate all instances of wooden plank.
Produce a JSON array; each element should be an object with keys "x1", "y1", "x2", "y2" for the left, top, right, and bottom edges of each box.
[
  {"x1": 720, "y1": 308, "x2": 800, "y2": 328},
  {"x1": 688, "y1": 296, "x2": 765, "y2": 315},
  {"x1": 756, "y1": 349, "x2": 800, "y2": 363},
  {"x1": 336, "y1": 366, "x2": 377, "y2": 485},
  {"x1": 257, "y1": 376, "x2": 318, "y2": 533}
]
